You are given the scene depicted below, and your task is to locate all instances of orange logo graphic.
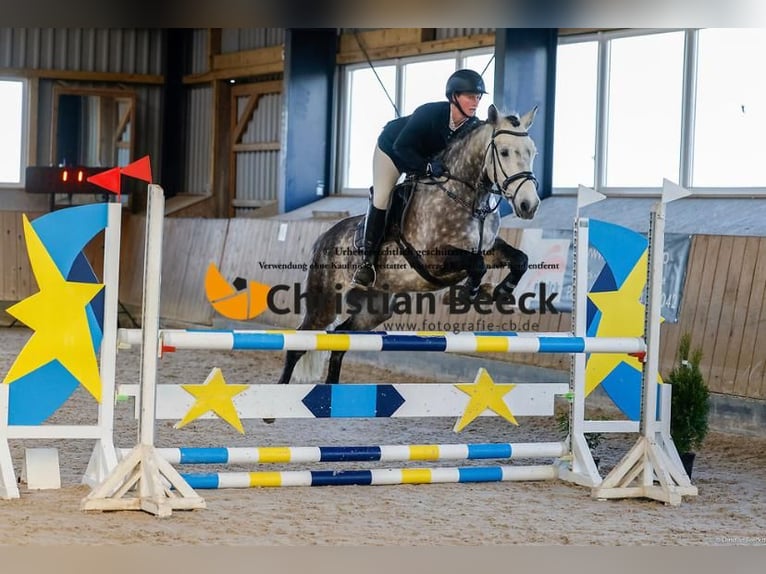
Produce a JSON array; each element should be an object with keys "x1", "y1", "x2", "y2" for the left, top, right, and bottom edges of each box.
[{"x1": 204, "y1": 262, "x2": 271, "y2": 320}]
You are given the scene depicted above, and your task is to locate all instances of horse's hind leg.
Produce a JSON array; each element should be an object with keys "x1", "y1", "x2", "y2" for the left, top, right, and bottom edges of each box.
[
  {"x1": 325, "y1": 351, "x2": 347, "y2": 385},
  {"x1": 485, "y1": 237, "x2": 528, "y2": 300}
]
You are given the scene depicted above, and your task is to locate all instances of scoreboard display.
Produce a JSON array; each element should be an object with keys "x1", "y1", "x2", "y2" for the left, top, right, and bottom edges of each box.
[{"x1": 25, "y1": 166, "x2": 112, "y2": 195}]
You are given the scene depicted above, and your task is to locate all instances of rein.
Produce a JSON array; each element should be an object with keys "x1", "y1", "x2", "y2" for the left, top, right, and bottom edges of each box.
[{"x1": 419, "y1": 176, "x2": 497, "y2": 219}]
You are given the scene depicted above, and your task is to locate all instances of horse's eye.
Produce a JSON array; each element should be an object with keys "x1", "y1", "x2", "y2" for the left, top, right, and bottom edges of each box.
[{"x1": 500, "y1": 149, "x2": 509, "y2": 157}]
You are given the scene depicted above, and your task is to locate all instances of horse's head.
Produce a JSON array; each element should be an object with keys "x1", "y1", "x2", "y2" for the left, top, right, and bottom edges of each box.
[{"x1": 484, "y1": 104, "x2": 540, "y2": 220}]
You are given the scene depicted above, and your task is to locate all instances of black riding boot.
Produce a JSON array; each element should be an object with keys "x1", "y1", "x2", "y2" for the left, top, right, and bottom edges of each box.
[{"x1": 352, "y1": 204, "x2": 387, "y2": 287}]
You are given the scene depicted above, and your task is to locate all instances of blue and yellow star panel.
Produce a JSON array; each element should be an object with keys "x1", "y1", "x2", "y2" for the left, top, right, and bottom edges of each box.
[
  {"x1": 4, "y1": 204, "x2": 108, "y2": 424},
  {"x1": 586, "y1": 219, "x2": 660, "y2": 420}
]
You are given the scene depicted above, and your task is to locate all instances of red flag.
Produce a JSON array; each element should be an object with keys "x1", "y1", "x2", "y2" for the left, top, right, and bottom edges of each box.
[
  {"x1": 86, "y1": 167, "x2": 122, "y2": 195},
  {"x1": 121, "y1": 155, "x2": 153, "y2": 183}
]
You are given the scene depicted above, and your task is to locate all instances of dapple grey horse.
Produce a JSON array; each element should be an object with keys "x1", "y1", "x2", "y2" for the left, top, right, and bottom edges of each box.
[{"x1": 277, "y1": 104, "x2": 540, "y2": 385}]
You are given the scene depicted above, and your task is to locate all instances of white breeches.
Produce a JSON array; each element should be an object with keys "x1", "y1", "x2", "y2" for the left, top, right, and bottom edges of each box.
[{"x1": 372, "y1": 145, "x2": 401, "y2": 210}]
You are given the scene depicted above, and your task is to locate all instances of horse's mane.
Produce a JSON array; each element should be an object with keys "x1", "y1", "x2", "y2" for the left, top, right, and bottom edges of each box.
[
  {"x1": 448, "y1": 119, "x2": 486, "y2": 146},
  {"x1": 440, "y1": 110, "x2": 523, "y2": 156},
  {"x1": 431, "y1": 120, "x2": 483, "y2": 163}
]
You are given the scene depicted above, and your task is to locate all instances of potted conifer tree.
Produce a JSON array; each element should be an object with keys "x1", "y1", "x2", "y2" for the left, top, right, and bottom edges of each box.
[{"x1": 667, "y1": 333, "x2": 710, "y2": 478}]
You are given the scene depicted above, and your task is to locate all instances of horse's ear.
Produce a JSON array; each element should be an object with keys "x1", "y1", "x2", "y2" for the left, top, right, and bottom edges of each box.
[
  {"x1": 520, "y1": 105, "x2": 539, "y2": 130},
  {"x1": 487, "y1": 104, "x2": 499, "y2": 124}
]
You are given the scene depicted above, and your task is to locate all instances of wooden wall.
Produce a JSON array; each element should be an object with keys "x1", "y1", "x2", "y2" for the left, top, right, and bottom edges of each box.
[
  {"x1": 119, "y1": 214, "x2": 229, "y2": 326},
  {"x1": 0, "y1": 211, "x2": 43, "y2": 302},
  {"x1": 3, "y1": 210, "x2": 765, "y2": 402},
  {"x1": 661, "y1": 235, "x2": 766, "y2": 401}
]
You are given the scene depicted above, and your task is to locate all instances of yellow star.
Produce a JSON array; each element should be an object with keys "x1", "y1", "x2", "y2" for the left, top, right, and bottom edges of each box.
[
  {"x1": 4, "y1": 215, "x2": 104, "y2": 401},
  {"x1": 453, "y1": 368, "x2": 518, "y2": 432},
  {"x1": 586, "y1": 251, "x2": 662, "y2": 395},
  {"x1": 175, "y1": 368, "x2": 249, "y2": 434}
]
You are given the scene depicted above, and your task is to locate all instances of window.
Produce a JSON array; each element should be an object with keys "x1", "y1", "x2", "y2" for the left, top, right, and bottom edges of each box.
[
  {"x1": 0, "y1": 79, "x2": 25, "y2": 186},
  {"x1": 552, "y1": 41, "x2": 598, "y2": 188},
  {"x1": 693, "y1": 28, "x2": 766, "y2": 187},
  {"x1": 552, "y1": 28, "x2": 766, "y2": 194},
  {"x1": 401, "y1": 57, "x2": 455, "y2": 115},
  {"x1": 340, "y1": 50, "x2": 495, "y2": 192},
  {"x1": 343, "y1": 65, "x2": 397, "y2": 190},
  {"x1": 605, "y1": 31, "x2": 685, "y2": 187},
  {"x1": 462, "y1": 51, "x2": 496, "y2": 119}
]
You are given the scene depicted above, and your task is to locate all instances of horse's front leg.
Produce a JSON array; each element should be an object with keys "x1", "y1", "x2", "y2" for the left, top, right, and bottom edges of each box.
[
  {"x1": 325, "y1": 350, "x2": 347, "y2": 384},
  {"x1": 438, "y1": 247, "x2": 487, "y2": 303},
  {"x1": 484, "y1": 237, "x2": 528, "y2": 301}
]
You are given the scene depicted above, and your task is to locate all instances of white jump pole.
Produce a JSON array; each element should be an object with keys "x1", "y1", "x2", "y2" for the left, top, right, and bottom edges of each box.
[
  {"x1": 557, "y1": 185, "x2": 606, "y2": 487},
  {"x1": 138, "y1": 184, "x2": 163, "y2": 450},
  {"x1": 81, "y1": 184, "x2": 205, "y2": 516},
  {"x1": 82, "y1": 201, "x2": 122, "y2": 486}
]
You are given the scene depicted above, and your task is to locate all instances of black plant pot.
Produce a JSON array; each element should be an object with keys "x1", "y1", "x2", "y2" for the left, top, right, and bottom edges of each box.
[{"x1": 680, "y1": 452, "x2": 696, "y2": 478}]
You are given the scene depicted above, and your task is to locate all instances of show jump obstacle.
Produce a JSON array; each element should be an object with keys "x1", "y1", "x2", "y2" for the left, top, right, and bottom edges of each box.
[{"x1": 1, "y1": 180, "x2": 698, "y2": 517}]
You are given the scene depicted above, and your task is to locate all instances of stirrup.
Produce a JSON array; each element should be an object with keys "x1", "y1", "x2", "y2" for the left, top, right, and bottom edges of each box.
[{"x1": 352, "y1": 261, "x2": 376, "y2": 287}]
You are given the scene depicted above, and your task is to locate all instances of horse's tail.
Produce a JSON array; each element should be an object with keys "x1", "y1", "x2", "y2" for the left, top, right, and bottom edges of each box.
[{"x1": 291, "y1": 350, "x2": 330, "y2": 383}]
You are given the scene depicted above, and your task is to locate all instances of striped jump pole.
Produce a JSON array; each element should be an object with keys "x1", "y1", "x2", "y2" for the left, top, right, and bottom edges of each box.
[
  {"x1": 182, "y1": 464, "x2": 558, "y2": 489},
  {"x1": 131, "y1": 441, "x2": 567, "y2": 465},
  {"x1": 116, "y1": 328, "x2": 646, "y2": 355}
]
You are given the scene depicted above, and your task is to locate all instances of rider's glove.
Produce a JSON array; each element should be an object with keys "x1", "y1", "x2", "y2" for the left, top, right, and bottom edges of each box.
[{"x1": 426, "y1": 160, "x2": 446, "y2": 178}]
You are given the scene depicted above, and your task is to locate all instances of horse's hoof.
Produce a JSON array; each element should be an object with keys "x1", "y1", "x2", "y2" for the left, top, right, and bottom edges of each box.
[
  {"x1": 348, "y1": 283, "x2": 372, "y2": 294},
  {"x1": 493, "y1": 282, "x2": 517, "y2": 302},
  {"x1": 478, "y1": 282, "x2": 494, "y2": 299},
  {"x1": 443, "y1": 283, "x2": 494, "y2": 305},
  {"x1": 351, "y1": 264, "x2": 376, "y2": 288}
]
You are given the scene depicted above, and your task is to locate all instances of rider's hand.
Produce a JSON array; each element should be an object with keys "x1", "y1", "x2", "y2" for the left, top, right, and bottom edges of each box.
[{"x1": 426, "y1": 160, "x2": 446, "y2": 178}]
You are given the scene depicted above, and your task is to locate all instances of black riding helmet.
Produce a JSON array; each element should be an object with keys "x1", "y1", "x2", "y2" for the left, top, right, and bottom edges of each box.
[{"x1": 445, "y1": 69, "x2": 487, "y2": 100}]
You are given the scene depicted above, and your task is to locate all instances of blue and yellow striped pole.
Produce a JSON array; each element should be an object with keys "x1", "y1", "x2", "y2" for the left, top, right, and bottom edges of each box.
[
  {"x1": 182, "y1": 464, "x2": 558, "y2": 489},
  {"x1": 117, "y1": 328, "x2": 646, "y2": 355},
  {"x1": 142, "y1": 441, "x2": 567, "y2": 465}
]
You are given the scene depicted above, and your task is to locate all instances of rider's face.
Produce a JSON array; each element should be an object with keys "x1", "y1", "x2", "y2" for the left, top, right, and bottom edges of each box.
[{"x1": 454, "y1": 92, "x2": 482, "y2": 116}]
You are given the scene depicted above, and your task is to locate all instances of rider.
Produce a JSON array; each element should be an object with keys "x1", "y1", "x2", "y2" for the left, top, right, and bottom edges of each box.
[{"x1": 351, "y1": 68, "x2": 487, "y2": 288}]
